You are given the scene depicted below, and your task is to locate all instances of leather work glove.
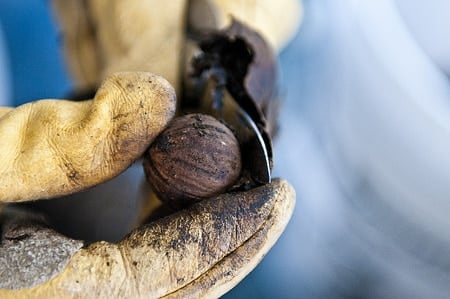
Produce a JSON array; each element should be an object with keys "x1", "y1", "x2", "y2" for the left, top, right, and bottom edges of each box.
[
  {"x1": 0, "y1": 1, "x2": 301, "y2": 298},
  {"x1": 51, "y1": 0, "x2": 301, "y2": 93}
]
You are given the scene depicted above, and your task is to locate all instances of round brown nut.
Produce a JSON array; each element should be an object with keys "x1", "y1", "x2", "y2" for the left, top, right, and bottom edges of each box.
[{"x1": 143, "y1": 113, "x2": 242, "y2": 209}]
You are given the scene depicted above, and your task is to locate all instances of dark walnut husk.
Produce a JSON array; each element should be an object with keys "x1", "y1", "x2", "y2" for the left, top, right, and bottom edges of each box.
[
  {"x1": 185, "y1": 19, "x2": 279, "y2": 138},
  {"x1": 183, "y1": 19, "x2": 280, "y2": 188},
  {"x1": 143, "y1": 113, "x2": 242, "y2": 210}
]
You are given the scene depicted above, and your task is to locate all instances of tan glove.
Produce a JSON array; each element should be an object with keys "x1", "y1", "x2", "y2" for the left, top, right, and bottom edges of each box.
[
  {"x1": 0, "y1": 72, "x2": 175, "y2": 202},
  {"x1": 0, "y1": 73, "x2": 295, "y2": 297},
  {"x1": 52, "y1": 0, "x2": 302, "y2": 93},
  {"x1": 0, "y1": 1, "x2": 300, "y2": 297}
]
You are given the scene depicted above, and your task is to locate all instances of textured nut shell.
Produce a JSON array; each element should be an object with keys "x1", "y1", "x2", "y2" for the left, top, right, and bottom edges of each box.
[
  {"x1": 188, "y1": 0, "x2": 303, "y2": 51},
  {"x1": 144, "y1": 114, "x2": 241, "y2": 207},
  {"x1": 0, "y1": 179, "x2": 295, "y2": 299},
  {"x1": 52, "y1": 0, "x2": 187, "y2": 92},
  {"x1": 0, "y1": 72, "x2": 176, "y2": 203}
]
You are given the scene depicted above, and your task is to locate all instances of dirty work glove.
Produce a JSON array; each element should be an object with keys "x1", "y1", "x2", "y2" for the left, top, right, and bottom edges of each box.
[
  {"x1": 0, "y1": 72, "x2": 295, "y2": 298},
  {"x1": 51, "y1": 0, "x2": 302, "y2": 93},
  {"x1": 0, "y1": 0, "x2": 300, "y2": 298}
]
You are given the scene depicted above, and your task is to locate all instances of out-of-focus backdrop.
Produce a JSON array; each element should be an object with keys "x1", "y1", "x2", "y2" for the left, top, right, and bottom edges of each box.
[{"x1": 1, "y1": 0, "x2": 450, "y2": 298}]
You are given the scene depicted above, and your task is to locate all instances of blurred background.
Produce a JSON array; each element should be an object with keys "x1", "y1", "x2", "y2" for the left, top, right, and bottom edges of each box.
[{"x1": 1, "y1": 0, "x2": 450, "y2": 298}]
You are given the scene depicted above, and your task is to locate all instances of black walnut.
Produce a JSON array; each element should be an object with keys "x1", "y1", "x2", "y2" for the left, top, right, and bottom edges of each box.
[{"x1": 143, "y1": 113, "x2": 241, "y2": 209}]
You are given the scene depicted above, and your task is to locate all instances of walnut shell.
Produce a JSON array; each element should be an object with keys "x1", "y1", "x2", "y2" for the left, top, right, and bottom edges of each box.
[{"x1": 143, "y1": 113, "x2": 241, "y2": 209}]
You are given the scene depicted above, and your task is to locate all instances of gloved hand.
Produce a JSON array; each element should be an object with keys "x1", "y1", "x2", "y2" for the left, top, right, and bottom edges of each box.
[
  {"x1": 51, "y1": 0, "x2": 301, "y2": 93},
  {"x1": 0, "y1": 1, "x2": 300, "y2": 298}
]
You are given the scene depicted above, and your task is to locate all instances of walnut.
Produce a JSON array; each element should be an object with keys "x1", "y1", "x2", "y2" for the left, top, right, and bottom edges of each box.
[{"x1": 143, "y1": 113, "x2": 241, "y2": 209}]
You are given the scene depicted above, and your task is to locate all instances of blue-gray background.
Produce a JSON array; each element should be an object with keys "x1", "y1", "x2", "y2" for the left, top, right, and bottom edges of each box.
[{"x1": 1, "y1": 1, "x2": 449, "y2": 298}]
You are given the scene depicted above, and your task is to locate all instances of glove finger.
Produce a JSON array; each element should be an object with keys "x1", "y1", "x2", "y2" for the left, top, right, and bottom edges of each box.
[
  {"x1": 0, "y1": 178, "x2": 295, "y2": 298},
  {"x1": 52, "y1": 0, "x2": 187, "y2": 92},
  {"x1": 0, "y1": 72, "x2": 176, "y2": 203},
  {"x1": 52, "y1": 0, "x2": 101, "y2": 90},
  {"x1": 162, "y1": 179, "x2": 295, "y2": 299}
]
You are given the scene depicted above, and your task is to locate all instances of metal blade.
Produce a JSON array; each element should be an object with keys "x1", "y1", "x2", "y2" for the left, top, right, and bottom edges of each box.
[{"x1": 199, "y1": 76, "x2": 271, "y2": 184}]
